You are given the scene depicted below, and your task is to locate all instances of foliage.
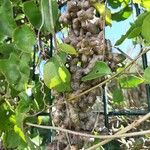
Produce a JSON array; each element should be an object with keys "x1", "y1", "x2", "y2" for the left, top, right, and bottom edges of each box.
[
  {"x1": 0, "y1": 0, "x2": 150, "y2": 149},
  {"x1": 81, "y1": 61, "x2": 111, "y2": 81}
]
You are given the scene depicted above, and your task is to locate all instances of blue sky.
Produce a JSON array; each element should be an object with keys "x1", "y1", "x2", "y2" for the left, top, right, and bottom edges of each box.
[
  {"x1": 106, "y1": 15, "x2": 141, "y2": 57},
  {"x1": 106, "y1": 15, "x2": 150, "y2": 63}
]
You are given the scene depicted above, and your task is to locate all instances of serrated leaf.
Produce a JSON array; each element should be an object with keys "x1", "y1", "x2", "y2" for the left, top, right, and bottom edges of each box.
[
  {"x1": 58, "y1": 43, "x2": 78, "y2": 55},
  {"x1": 142, "y1": 13, "x2": 150, "y2": 42},
  {"x1": 112, "y1": 6, "x2": 132, "y2": 22},
  {"x1": 13, "y1": 25, "x2": 36, "y2": 53},
  {"x1": 115, "y1": 12, "x2": 149, "y2": 46},
  {"x1": 23, "y1": 1, "x2": 42, "y2": 29},
  {"x1": 41, "y1": 0, "x2": 59, "y2": 33},
  {"x1": 81, "y1": 61, "x2": 111, "y2": 81},
  {"x1": 112, "y1": 88, "x2": 124, "y2": 103},
  {"x1": 92, "y1": 2, "x2": 111, "y2": 26},
  {"x1": 44, "y1": 56, "x2": 71, "y2": 92},
  {"x1": 119, "y1": 75, "x2": 144, "y2": 88},
  {"x1": 144, "y1": 66, "x2": 150, "y2": 83}
]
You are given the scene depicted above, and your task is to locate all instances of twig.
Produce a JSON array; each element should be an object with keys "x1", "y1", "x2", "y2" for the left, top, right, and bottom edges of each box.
[
  {"x1": 114, "y1": 46, "x2": 143, "y2": 76},
  {"x1": 26, "y1": 113, "x2": 150, "y2": 140},
  {"x1": 86, "y1": 112, "x2": 150, "y2": 150},
  {"x1": 67, "y1": 47, "x2": 150, "y2": 102}
]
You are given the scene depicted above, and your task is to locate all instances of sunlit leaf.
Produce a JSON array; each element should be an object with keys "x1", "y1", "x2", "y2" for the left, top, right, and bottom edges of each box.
[
  {"x1": 144, "y1": 66, "x2": 150, "y2": 83},
  {"x1": 141, "y1": 0, "x2": 150, "y2": 10},
  {"x1": 118, "y1": 0, "x2": 130, "y2": 6},
  {"x1": 43, "y1": 56, "x2": 71, "y2": 92},
  {"x1": 58, "y1": 43, "x2": 78, "y2": 55},
  {"x1": 82, "y1": 61, "x2": 111, "y2": 81},
  {"x1": 133, "y1": 0, "x2": 142, "y2": 4},
  {"x1": 115, "y1": 12, "x2": 149, "y2": 45},
  {"x1": 142, "y1": 13, "x2": 150, "y2": 42},
  {"x1": 119, "y1": 75, "x2": 144, "y2": 88},
  {"x1": 58, "y1": 67, "x2": 67, "y2": 82},
  {"x1": 38, "y1": 116, "x2": 49, "y2": 125},
  {"x1": 14, "y1": 125, "x2": 26, "y2": 142},
  {"x1": 137, "y1": 0, "x2": 150, "y2": 10},
  {"x1": 92, "y1": 2, "x2": 111, "y2": 26},
  {"x1": 13, "y1": 25, "x2": 36, "y2": 53}
]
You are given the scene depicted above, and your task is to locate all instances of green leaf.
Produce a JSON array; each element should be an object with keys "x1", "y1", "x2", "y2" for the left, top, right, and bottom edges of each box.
[
  {"x1": 57, "y1": 51, "x2": 67, "y2": 64},
  {"x1": 0, "y1": 44, "x2": 17, "y2": 59},
  {"x1": 112, "y1": 88, "x2": 124, "y2": 103},
  {"x1": 0, "y1": 59, "x2": 21, "y2": 86},
  {"x1": 108, "y1": 0, "x2": 121, "y2": 9},
  {"x1": 23, "y1": 1, "x2": 42, "y2": 29},
  {"x1": 119, "y1": 75, "x2": 144, "y2": 88},
  {"x1": 0, "y1": 52, "x2": 31, "y2": 91},
  {"x1": 92, "y1": 2, "x2": 111, "y2": 26},
  {"x1": 3, "y1": 130, "x2": 27, "y2": 149},
  {"x1": 13, "y1": 25, "x2": 36, "y2": 53},
  {"x1": 141, "y1": 0, "x2": 150, "y2": 10},
  {"x1": 0, "y1": 104, "x2": 13, "y2": 131},
  {"x1": 115, "y1": 12, "x2": 149, "y2": 46},
  {"x1": 142, "y1": 13, "x2": 150, "y2": 42},
  {"x1": 15, "y1": 93, "x2": 30, "y2": 129},
  {"x1": 81, "y1": 61, "x2": 111, "y2": 81},
  {"x1": 127, "y1": 26, "x2": 141, "y2": 38},
  {"x1": 41, "y1": 0, "x2": 59, "y2": 33},
  {"x1": 14, "y1": 125, "x2": 26, "y2": 142},
  {"x1": 144, "y1": 66, "x2": 150, "y2": 83},
  {"x1": 44, "y1": 56, "x2": 71, "y2": 92},
  {"x1": 134, "y1": 0, "x2": 150, "y2": 12},
  {"x1": 0, "y1": 0, "x2": 16, "y2": 40},
  {"x1": 58, "y1": 43, "x2": 78, "y2": 55},
  {"x1": 38, "y1": 116, "x2": 49, "y2": 125},
  {"x1": 112, "y1": 6, "x2": 132, "y2": 22}
]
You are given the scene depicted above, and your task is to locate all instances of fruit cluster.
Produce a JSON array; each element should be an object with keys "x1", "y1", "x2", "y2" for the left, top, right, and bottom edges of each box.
[{"x1": 50, "y1": 0, "x2": 122, "y2": 149}]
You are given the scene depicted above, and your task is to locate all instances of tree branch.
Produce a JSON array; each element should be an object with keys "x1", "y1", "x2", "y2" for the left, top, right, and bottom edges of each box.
[
  {"x1": 26, "y1": 112, "x2": 150, "y2": 141},
  {"x1": 86, "y1": 112, "x2": 150, "y2": 150}
]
